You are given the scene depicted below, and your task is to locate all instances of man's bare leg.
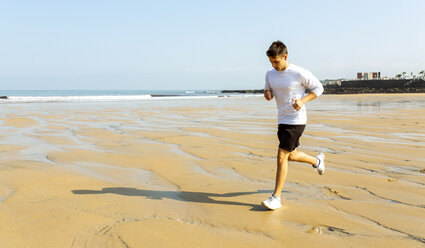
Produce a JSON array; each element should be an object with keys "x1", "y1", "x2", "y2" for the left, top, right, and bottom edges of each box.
[
  {"x1": 271, "y1": 148, "x2": 324, "y2": 200},
  {"x1": 273, "y1": 148, "x2": 319, "y2": 198},
  {"x1": 288, "y1": 149, "x2": 318, "y2": 165},
  {"x1": 273, "y1": 148, "x2": 291, "y2": 198}
]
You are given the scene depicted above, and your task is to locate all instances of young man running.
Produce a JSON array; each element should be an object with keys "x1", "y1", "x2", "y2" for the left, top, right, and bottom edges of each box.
[{"x1": 262, "y1": 41, "x2": 325, "y2": 210}]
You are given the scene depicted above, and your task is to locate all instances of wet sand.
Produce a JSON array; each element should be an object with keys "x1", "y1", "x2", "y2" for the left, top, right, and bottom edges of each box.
[{"x1": 0, "y1": 94, "x2": 424, "y2": 247}]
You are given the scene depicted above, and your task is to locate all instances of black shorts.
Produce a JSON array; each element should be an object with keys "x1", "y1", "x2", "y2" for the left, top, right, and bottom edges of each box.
[{"x1": 277, "y1": 124, "x2": 306, "y2": 152}]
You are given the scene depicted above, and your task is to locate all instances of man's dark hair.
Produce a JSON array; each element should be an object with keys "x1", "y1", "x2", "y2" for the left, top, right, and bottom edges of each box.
[{"x1": 266, "y1": 41, "x2": 288, "y2": 57}]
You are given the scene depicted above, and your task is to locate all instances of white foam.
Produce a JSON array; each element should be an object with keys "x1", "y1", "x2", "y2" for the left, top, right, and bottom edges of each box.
[
  {"x1": 2, "y1": 95, "x2": 152, "y2": 103},
  {"x1": 0, "y1": 95, "x2": 227, "y2": 103}
]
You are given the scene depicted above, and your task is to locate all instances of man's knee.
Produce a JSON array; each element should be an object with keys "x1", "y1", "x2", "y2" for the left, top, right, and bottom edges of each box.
[
  {"x1": 278, "y1": 148, "x2": 291, "y2": 161},
  {"x1": 288, "y1": 151, "x2": 297, "y2": 161}
]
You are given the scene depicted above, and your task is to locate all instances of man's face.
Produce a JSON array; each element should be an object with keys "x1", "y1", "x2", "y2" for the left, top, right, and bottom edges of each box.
[{"x1": 268, "y1": 55, "x2": 288, "y2": 71}]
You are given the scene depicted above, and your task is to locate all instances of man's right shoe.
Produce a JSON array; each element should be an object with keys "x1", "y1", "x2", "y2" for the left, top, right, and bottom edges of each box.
[
  {"x1": 315, "y1": 152, "x2": 325, "y2": 175},
  {"x1": 261, "y1": 194, "x2": 282, "y2": 210}
]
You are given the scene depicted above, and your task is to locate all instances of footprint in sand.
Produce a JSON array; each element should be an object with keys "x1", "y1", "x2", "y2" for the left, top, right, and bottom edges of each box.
[
  {"x1": 306, "y1": 226, "x2": 324, "y2": 234},
  {"x1": 306, "y1": 225, "x2": 353, "y2": 236},
  {"x1": 324, "y1": 186, "x2": 351, "y2": 200}
]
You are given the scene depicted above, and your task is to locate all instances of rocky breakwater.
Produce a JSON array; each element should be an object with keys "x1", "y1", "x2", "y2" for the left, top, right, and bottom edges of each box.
[{"x1": 324, "y1": 79, "x2": 425, "y2": 94}]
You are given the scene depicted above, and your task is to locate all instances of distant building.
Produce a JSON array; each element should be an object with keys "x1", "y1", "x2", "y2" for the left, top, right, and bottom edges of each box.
[
  {"x1": 357, "y1": 72, "x2": 362, "y2": 80},
  {"x1": 357, "y1": 72, "x2": 381, "y2": 80}
]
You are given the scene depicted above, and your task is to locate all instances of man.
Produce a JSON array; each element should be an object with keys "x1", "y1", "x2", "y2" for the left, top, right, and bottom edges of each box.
[{"x1": 262, "y1": 40, "x2": 325, "y2": 210}]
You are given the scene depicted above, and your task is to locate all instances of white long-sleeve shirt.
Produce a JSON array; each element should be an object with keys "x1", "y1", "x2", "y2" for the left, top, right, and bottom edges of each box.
[{"x1": 265, "y1": 63, "x2": 323, "y2": 125}]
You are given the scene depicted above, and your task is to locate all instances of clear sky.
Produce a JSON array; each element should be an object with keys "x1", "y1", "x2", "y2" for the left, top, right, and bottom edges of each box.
[{"x1": 1, "y1": 0, "x2": 424, "y2": 90}]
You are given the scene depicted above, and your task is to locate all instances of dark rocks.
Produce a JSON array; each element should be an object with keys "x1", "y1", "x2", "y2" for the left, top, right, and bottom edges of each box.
[
  {"x1": 324, "y1": 86, "x2": 425, "y2": 94},
  {"x1": 324, "y1": 79, "x2": 425, "y2": 94},
  {"x1": 223, "y1": 79, "x2": 425, "y2": 95}
]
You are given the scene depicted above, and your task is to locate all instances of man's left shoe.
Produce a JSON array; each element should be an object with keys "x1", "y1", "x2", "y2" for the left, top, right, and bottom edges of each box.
[
  {"x1": 261, "y1": 194, "x2": 282, "y2": 210},
  {"x1": 314, "y1": 152, "x2": 325, "y2": 175}
]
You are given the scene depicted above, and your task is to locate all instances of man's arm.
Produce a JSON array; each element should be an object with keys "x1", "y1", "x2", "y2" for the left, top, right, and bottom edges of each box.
[
  {"x1": 264, "y1": 89, "x2": 273, "y2": 101},
  {"x1": 292, "y1": 68, "x2": 323, "y2": 110},
  {"x1": 292, "y1": 92, "x2": 317, "y2": 111}
]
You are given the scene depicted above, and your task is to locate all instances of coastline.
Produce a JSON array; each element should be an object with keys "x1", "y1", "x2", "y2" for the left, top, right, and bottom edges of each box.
[{"x1": 1, "y1": 81, "x2": 425, "y2": 105}]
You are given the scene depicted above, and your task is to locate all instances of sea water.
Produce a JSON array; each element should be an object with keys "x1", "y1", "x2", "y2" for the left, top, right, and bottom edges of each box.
[{"x1": 0, "y1": 90, "x2": 260, "y2": 104}]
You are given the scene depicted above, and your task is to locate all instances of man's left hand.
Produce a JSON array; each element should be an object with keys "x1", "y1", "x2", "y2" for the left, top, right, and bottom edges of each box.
[{"x1": 292, "y1": 99, "x2": 305, "y2": 111}]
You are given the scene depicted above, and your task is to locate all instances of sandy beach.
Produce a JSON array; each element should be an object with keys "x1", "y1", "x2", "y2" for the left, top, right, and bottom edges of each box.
[{"x1": 0, "y1": 94, "x2": 424, "y2": 247}]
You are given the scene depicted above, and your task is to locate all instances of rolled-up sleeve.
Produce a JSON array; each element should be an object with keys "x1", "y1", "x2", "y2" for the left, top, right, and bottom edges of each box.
[{"x1": 300, "y1": 69, "x2": 323, "y2": 97}]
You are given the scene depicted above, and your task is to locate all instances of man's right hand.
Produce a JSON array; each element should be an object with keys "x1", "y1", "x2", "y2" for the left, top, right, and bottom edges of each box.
[{"x1": 264, "y1": 89, "x2": 273, "y2": 101}]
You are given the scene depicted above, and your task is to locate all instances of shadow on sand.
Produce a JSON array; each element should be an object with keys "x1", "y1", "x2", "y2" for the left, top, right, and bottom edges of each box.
[{"x1": 72, "y1": 187, "x2": 277, "y2": 211}]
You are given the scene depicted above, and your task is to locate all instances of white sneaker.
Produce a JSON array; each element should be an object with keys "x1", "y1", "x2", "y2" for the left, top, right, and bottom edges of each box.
[
  {"x1": 315, "y1": 152, "x2": 325, "y2": 175},
  {"x1": 261, "y1": 194, "x2": 282, "y2": 210}
]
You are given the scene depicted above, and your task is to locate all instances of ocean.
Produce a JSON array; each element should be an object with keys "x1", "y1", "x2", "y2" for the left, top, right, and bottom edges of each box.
[{"x1": 0, "y1": 90, "x2": 261, "y2": 104}]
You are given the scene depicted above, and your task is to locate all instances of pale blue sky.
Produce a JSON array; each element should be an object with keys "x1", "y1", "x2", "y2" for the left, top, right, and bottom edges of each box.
[{"x1": 1, "y1": 0, "x2": 424, "y2": 90}]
